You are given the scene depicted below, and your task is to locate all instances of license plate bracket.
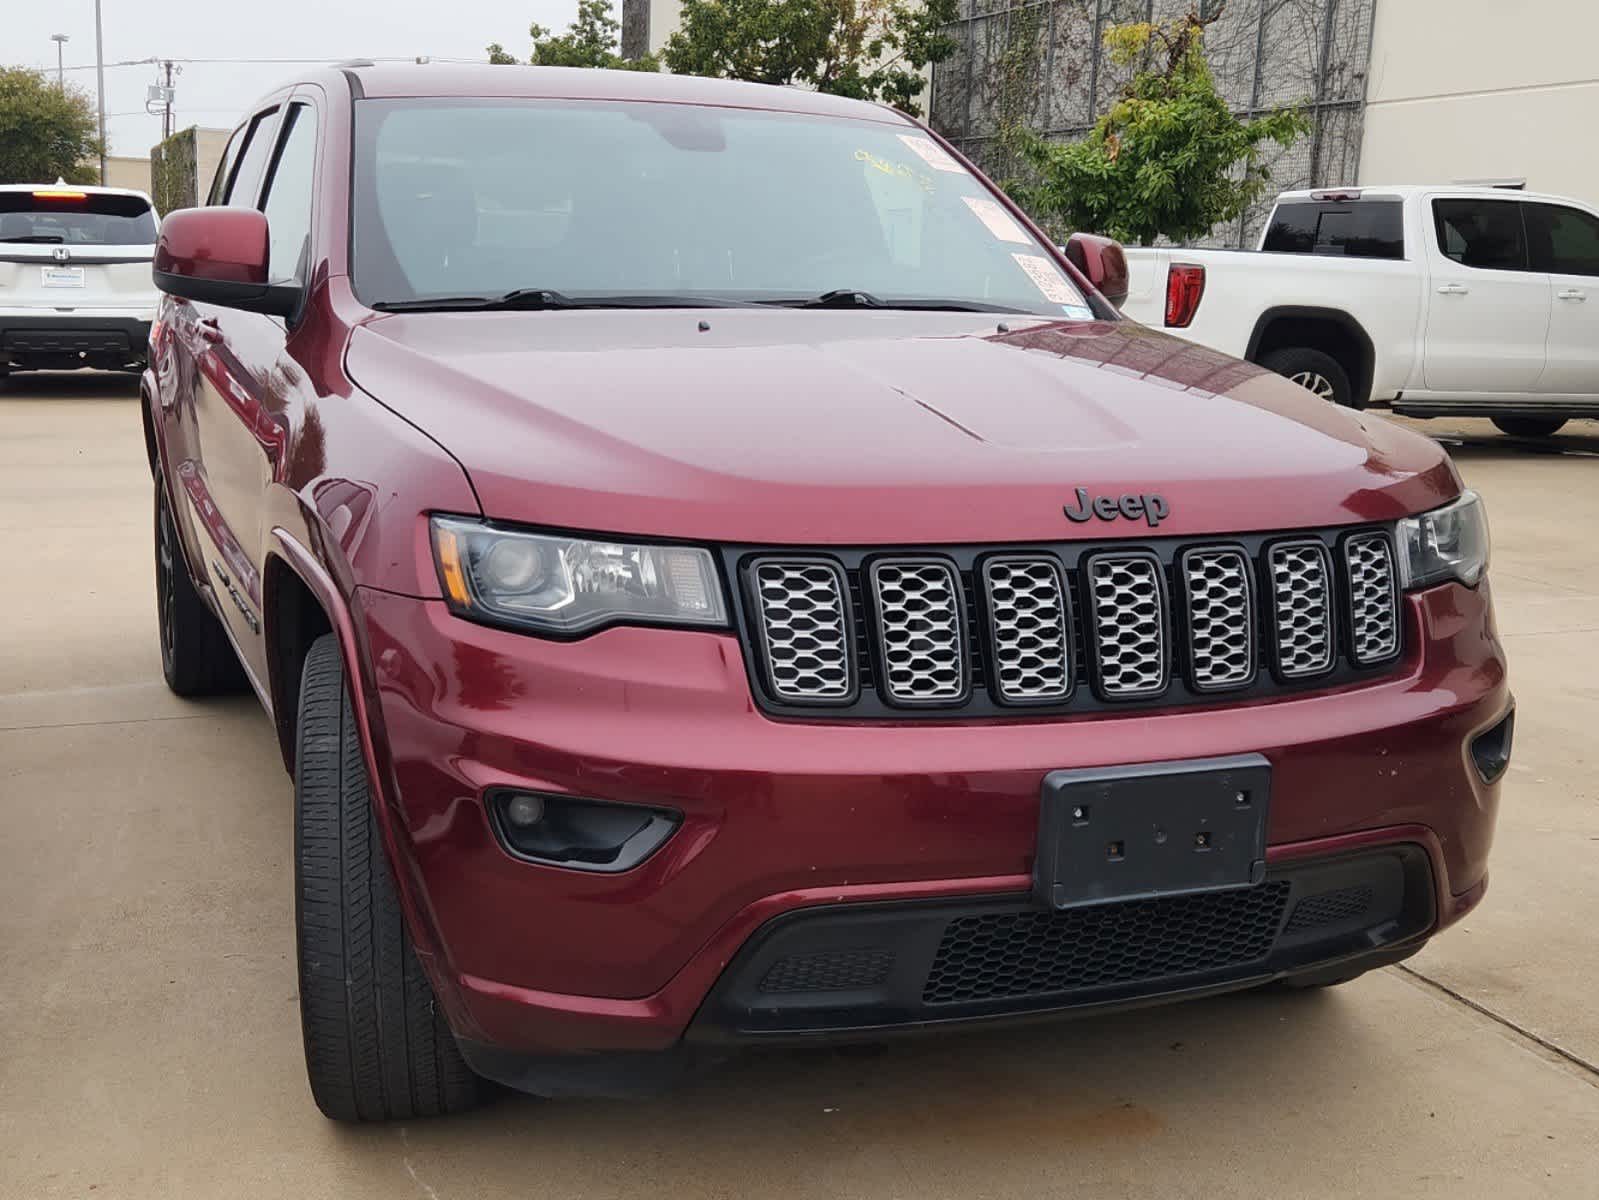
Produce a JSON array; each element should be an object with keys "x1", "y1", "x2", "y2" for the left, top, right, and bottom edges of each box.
[{"x1": 1034, "y1": 755, "x2": 1270, "y2": 911}]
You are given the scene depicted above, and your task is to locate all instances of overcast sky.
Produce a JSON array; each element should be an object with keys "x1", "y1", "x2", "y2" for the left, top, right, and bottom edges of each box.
[{"x1": 11, "y1": 0, "x2": 576, "y2": 156}]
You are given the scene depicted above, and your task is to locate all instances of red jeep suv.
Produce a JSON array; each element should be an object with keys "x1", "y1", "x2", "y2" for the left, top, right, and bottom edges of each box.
[{"x1": 143, "y1": 65, "x2": 1510, "y2": 1120}]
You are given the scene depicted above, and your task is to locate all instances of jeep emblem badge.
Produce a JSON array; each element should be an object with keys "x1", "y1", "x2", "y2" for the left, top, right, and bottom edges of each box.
[{"x1": 1063, "y1": 487, "x2": 1170, "y2": 527}]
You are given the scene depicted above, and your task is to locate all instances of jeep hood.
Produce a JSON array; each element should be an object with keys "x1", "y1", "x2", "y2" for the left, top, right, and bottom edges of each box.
[{"x1": 346, "y1": 310, "x2": 1458, "y2": 544}]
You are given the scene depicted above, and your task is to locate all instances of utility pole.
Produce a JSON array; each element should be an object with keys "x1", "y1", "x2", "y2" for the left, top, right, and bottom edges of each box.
[
  {"x1": 50, "y1": 34, "x2": 69, "y2": 90},
  {"x1": 161, "y1": 60, "x2": 175, "y2": 140},
  {"x1": 94, "y1": 0, "x2": 108, "y2": 184}
]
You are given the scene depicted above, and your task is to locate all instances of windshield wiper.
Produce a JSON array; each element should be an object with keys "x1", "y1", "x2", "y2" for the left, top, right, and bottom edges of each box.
[
  {"x1": 1, "y1": 235, "x2": 66, "y2": 244},
  {"x1": 370, "y1": 289, "x2": 760, "y2": 313},
  {"x1": 762, "y1": 289, "x2": 1029, "y2": 313}
]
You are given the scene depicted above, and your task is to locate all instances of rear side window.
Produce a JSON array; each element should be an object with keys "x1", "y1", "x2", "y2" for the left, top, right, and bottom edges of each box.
[
  {"x1": 0, "y1": 190, "x2": 156, "y2": 246},
  {"x1": 1262, "y1": 201, "x2": 1403, "y2": 259},
  {"x1": 1527, "y1": 203, "x2": 1599, "y2": 276},
  {"x1": 1432, "y1": 199, "x2": 1528, "y2": 271}
]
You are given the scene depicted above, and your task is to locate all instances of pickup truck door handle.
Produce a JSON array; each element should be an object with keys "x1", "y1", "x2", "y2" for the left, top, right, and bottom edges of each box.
[
  {"x1": 195, "y1": 316, "x2": 224, "y2": 344},
  {"x1": 1436, "y1": 283, "x2": 1469, "y2": 296},
  {"x1": 1557, "y1": 288, "x2": 1588, "y2": 301}
]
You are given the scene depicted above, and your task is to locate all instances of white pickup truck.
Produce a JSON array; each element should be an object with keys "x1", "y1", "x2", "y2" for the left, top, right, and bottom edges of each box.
[{"x1": 1120, "y1": 185, "x2": 1599, "y2": 436}]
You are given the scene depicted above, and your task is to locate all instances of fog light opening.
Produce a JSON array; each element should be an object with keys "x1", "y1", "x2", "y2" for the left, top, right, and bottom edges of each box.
[
  {"x1": 487, "y1": 789, "x2": 680, "y2": 873},
  {"x1": 1470, "y1": 709, "x2": 1515, "y2": 784}
]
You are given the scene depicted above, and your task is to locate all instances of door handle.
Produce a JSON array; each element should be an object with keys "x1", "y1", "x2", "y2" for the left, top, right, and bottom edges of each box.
[
  {"x1": 195, "y1": 316, "x2": 223, "y2": 344},
  {"x1": 1437, "y1": 283, "x2": 1469, "y2": 295},
  {"x1": 1557, "y1": 288, "x2": 1588, "y2": 301}
]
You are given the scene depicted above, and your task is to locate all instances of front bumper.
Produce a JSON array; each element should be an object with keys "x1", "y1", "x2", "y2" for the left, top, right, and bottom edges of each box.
[
  {"x1": 353, "y1": 577, "x2": 1506, "y2": 1063},
  {"x1": 0, "y1": 311, "x2": 153, "y2": 368}
]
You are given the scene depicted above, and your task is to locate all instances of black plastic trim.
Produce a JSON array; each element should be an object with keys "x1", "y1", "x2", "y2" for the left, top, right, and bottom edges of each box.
[{"x1": 484, "y1": 788, "x2": 681, "y2": 875}]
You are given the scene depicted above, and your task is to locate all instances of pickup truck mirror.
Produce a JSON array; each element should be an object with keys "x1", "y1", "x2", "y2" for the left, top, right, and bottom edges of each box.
[
  {"x1": 1063, "y1": 233, "x2": 1130, "y2": 310},
  {"x1": 154, "y1": 207, "x2": 299, "y2": 318}
]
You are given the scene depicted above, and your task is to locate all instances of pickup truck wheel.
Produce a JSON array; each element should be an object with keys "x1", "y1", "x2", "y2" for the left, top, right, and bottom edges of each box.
[
  {"x1": 154, "y1": 474, "x2": 247, "y2": 697},
  {"x1": 1492, "y1": 416, "x2": 1567, "y2": 438},
  {"x1": 294, "y1": 633, "x2": 484, "y2": 1122},
  {"x1": 1261, "y1": 348, "x2": 1353, "y2": 408}
]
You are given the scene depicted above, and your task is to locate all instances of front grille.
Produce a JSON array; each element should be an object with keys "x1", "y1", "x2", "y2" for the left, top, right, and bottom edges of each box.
[
  {"x1": 1086, "y1": 553, "x2": 1168, "y2": 698},
  {"x1": 1284, "y1": 885, "x2": 1375, "y2": 933},
  {"x1": 748, "y1": 559, "x2": 854, "y2": 702},
  {"x1": 1182, "y1": 547, "x2": 1255, "y2": 690},
  {"x1": 1345, "y1": 533, "x2": 1400, "y2": 664},
  {"x1": 869, "y1": 560, "x2": 967, "y2": 703},
  {"x1": 922, "y1": 882, "x2": 1292, "y2": 1005},
  {"x1": 983, "y1": 557, "x2": 1071, "y2": 701},
  {"x1": 733, "y1": 524, "x2": 1403, "y2": 717},
  {"x1": 759, "y1": 949, "x2": 896, "y2": 993},
  {"x1": 1269, "y1": 541, "x2": 1335, "y2": 678}
]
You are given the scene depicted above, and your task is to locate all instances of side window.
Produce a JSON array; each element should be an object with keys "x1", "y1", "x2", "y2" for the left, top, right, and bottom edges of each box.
[
  {"x1": 223, "y1": 107, "x2": 281, "y2": 207},
  {"x1": 1431, "y1": 199, "x2": 1528, "y2": 271},
  {"x1": 260, "y1": 104, "x2": 318, "y2": 284},
  {"x1": 207, "y1": 127, "x2": 245, "y2": 206},
  {"x1": 1263, "y1": 200, "x2": 1404, "y2": 259},
  {"x1": 1530, "y1": 203, "x2": 1599, "y2": 277}
]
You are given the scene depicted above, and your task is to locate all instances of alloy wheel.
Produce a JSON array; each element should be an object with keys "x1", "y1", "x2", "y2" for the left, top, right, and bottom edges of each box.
[{"x1": 1289, "y1": 370, "x2": 1337, "y2": 401}]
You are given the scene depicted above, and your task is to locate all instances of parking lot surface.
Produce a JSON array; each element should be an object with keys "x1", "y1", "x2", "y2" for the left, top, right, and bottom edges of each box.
[{"x1": 3, "y1": 374, "x2": 1596, "y2": 1198}]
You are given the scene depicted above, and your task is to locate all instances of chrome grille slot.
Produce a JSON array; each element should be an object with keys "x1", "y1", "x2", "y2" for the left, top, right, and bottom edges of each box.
[
  {"x1": 1085, "y1": 553, "x2": 1168, "y2": 698},
  {"x1": 748, "y1": 559, "x2": 854, "y2": 702},
  {"x1": 870, "y1": 559, "x2": 967, "y2": 703},
  {"x1": 1182, "y1": 547, "x2": 1255, "y2": 690},
  {"x1": 1269, "y1": 541, "x2": 1334, "y2": 678},
  {"x1": 1345, "y1": 533, "x2": 1400, "y2": 664},
  {"x1": 983, "y1": 556, "x2": 1072, "y2": 702}
]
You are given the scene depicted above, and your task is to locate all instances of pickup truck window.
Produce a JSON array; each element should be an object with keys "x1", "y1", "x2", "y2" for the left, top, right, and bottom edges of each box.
[
  {"x1": 1262, "y1": 200, "x2": 1403, "y2": 259},
  {"x1": 349, "y1": 99, "x2": 1091, "y2": 316},
  {"x1": 1527, "y1": 203, "x2": 1599, "y2": 277},
  {"x1": 1432, "y1": 198, "x2": 1529, "y2": 271}
]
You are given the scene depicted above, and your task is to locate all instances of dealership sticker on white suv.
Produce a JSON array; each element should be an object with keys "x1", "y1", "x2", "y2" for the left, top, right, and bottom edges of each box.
[{"x1": 42, "y1": 266, "x2": 86, "y2": 288}]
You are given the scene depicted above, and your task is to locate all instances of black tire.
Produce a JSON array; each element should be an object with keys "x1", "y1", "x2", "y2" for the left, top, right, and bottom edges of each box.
[
  {"x1": 154, "y1": 474, "x2": 248, "y2": 697},
  {"x1": 1492, "y1": 416, "x2": 1568, "y2": 438},
  {"x1": 295, "y1": 633, "x2": 483, "y2": 1122},
  {"x1": 1261, "y1": 347, "x2": 1355, "y2": 408}
]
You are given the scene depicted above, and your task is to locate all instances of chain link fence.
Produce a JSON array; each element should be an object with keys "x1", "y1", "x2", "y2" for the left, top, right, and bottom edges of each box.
[{"x1": 929, "y1": 0, "x2": 1377, "y2": 246}]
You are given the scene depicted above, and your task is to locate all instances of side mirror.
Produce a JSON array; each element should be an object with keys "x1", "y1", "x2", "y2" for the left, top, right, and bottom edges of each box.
[
  {"x1": 154, "y1": 207, "x2": 298, "y2": 317},
  {"x1": 1063, "y1": 233, "x2": 1129, "y2": 310}
]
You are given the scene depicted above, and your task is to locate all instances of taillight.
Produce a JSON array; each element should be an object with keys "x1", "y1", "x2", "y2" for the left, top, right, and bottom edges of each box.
[{"x1": 1164, "y1": 263, "x2": 1206, "y2": 328}]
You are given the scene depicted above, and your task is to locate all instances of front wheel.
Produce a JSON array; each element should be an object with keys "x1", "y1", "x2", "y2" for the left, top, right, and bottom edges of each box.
[
  {"x1": 1260, "y1": 347, "x2": 1354, "y2": 408},
  {"x1": 1492, "y1": 416, "x2": 1567, "y2": 438},
  {"x1": 294, "y1": 634, "x2": 484, "y2": 1122}
]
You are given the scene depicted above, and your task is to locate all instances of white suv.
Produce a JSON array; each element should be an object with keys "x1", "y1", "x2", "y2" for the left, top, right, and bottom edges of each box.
[{"x1": 0, "y1": 181, "x2": 159, "y2": 381}]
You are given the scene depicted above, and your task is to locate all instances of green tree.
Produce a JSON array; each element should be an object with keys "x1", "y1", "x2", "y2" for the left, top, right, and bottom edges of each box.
[
  {"x1": 1012, "y1": 5, "x2": 1309, "y2": 245},
  {"x1": 0, "y1": 67, "x2": 102, "y2": 186},
  {"x1": 661, "y1": 0, "x2": 958, "y2": 117},
  {"x1": 488, "y1": 0, "x2": 659, "y2": 71}
]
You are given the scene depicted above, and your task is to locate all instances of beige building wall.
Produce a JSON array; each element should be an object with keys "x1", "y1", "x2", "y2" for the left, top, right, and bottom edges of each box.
[
  {"x1": 103, "y1": 156, "x2": 152, "y2": 195},
  {"x1": 194, "y1": 127, "x2": 233, "y2": 200},
  {"x1": 1359, "y1": 0, "x2": 1599, "y2": 203}
]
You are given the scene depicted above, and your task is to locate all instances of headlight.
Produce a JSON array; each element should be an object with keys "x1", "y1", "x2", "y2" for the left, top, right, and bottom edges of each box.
[
  {"x1": 430, "y1": 517, "x2": 727, "y2": 635},
  {"x1": 1396, "y1": 490, "x2": 1490, "y2": 589}
]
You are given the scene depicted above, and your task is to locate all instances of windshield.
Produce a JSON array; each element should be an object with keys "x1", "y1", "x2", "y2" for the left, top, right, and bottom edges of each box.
[
  {"x1": 351, "y1": 99, "x2": 1094, "y2": 316},
  {"x1": 0, "y1": 191, "x2": 156, "y2": 246}
]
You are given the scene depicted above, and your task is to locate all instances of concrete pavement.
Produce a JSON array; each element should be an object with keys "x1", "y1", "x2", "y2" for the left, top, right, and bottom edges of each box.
[{"x1": 2, "y1": 374, "x2": 1596, "y2": 1198}]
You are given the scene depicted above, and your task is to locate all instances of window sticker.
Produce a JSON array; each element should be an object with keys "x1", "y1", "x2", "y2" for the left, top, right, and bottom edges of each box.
[
  {"x1": 1011, "y1": 252, "x2": 1078, "y2": 304},
  {"x1": 897, "y1": 134, "x2": 965, "y2": 174},
  {"x1": 961, "y1": 195, "x2": 1030, "y2": 244}
]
